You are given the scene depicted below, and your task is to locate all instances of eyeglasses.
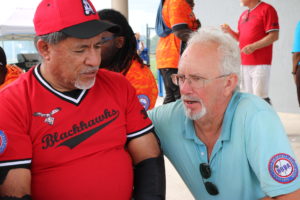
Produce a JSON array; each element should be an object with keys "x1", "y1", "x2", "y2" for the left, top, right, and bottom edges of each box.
[
  {"x1": 99, "y1": 36, "x2": 116, "y2": 45},
  {"x1": 199, "y1": 163, "x2": 219, "y2": 195},
  {"x1": 171, "y1": 74, "x2": 229, "y2": 89}
]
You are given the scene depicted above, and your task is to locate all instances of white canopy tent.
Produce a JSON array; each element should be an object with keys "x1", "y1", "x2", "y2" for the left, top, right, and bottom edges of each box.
[
  {"x1": 0, "y1": 0, "x2": 112, "y2": 41},
  {"x1": 0, "y1": 1, "x2": 37, "y2": 64},
  {"x1": 0, "y1": 4, "x2": 35, "y2": 41},
  {"x1": 0, "y1": 0, "x2": 112, "y2": 64}
]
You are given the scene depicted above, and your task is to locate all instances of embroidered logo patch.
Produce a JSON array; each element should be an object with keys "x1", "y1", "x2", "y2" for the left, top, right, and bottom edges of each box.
[
  {"x1": 33, "y1": 107, "x2": 61, "y2": 125},
  {"x1": 138, "y1": 94, "x2": 150, "y2": 111},
  {"x1": 0, "y1": 130, "x2": 8, "y2": 154},
  {"x1": 268, "y1": 153, "x2": 298, "y2": 184},
  {"x1": 82, "y1": 0, "x2": 96, "y2": 15}
]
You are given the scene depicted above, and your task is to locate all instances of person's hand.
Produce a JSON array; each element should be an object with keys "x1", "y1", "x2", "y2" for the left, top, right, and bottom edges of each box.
[
  {"x1": 241, "y1": 44, "x2": 256, "y2": 54},
  {"x1": 221, "y1": 24, "x2": 231, "y2": 33},
  {"x1": 195, "y1": 19, "x2": 201, "y2": 29}
]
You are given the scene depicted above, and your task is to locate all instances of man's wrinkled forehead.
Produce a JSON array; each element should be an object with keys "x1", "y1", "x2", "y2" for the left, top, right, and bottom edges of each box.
[
  {"x1": 178, "y1": 41, "x2": 221, "y2": 74},
  {"x1": 178, "y1": 48, "x2": 193, "y2": 70},
  {"x1": 178, "y1": 43, "x2": 204, "y2": 69}
]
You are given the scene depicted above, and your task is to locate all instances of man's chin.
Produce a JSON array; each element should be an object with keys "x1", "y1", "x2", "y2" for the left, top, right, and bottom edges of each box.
[
  {"x1": 184, "y1": 107, "x2": 207, "y2": 120},
  {"x1": 75, "y1": 79, "x2": 95, "y2": 90}
]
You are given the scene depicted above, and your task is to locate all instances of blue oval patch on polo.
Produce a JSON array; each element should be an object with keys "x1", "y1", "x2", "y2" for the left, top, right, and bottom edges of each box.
[
  {"x1": 0, "y1": 130, "x2": 8, "y2": 154},
  {"x1": 268, "y1": 153, "x2": 298, "y2": 184},
  {"x1": 137, "y1": 94, "x2": 150, "y2": 111}
]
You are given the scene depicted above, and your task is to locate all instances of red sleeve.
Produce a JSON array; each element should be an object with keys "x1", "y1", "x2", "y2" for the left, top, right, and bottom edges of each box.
[
  {"x1": 123, "y1": 77, "x2": 153, "y2": 140},
  {"x1": 264, "y1": 5, "x2": 279, "y2": 32},
  {"x1": 0, "y1": 87, "x2": 32, "y2": 168}
]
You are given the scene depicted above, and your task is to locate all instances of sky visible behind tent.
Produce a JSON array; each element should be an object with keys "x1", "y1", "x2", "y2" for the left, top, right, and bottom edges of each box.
[{"x1": 0, "y1": 0, "x2": 160, "y2": 35}]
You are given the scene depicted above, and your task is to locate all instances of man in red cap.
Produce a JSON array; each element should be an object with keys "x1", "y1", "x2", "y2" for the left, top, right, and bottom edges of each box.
[{"x1": 0, "y1": 0, "x2": 165, "y2": 200}]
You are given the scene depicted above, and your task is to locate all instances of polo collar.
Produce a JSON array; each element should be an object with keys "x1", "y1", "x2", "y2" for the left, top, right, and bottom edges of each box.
[{"x1": 218, "y1": 91, "x2": 241, "y2": 142}]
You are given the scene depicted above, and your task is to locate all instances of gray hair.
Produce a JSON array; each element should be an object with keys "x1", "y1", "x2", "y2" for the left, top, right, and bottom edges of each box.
[
  {"x1": 187, "y1": 27, "x2": 241, "y2": 82},
  {"x1": 34, "y1": 31, "x2": 69, "y2": 48},
  {"x1": 34, "y1": 32, "x2": 69, "y2": 60}
]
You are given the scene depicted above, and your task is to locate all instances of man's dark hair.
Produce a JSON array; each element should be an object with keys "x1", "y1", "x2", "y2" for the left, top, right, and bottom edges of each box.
[
  {"x1": 98, "y1": 9, "x2": 145, "y2": 75},
  {"x1": 0, "y1": 46, "x2": 8, "y2": 84},
  {"x1": 0, "y1": 46, "x2": 7, "y2": 67}
]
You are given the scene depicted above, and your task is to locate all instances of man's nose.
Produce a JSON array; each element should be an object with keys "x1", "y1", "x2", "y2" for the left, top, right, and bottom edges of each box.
[
  {"x1": 85, "y1": 49, "x2": 101, "y2": 67},
  {"x1": 180, "y1": 79, "x2": 193, "y2": 94}
]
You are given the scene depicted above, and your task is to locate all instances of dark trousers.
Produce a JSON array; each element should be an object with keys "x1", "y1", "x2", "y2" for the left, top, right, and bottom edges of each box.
[
  {"x1": 159, "y1": 68, "x2": 181, "y2": 104},
  {"x1": 296, "y1": 67, "x2": 300, "y2": 107}
]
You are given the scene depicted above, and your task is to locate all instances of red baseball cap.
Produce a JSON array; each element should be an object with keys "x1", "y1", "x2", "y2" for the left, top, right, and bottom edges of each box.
[{"x1": 33, "y1": 0, "x2": 119, "y2": 38}]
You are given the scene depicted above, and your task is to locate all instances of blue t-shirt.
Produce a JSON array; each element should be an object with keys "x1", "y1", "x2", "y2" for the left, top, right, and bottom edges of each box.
[
  {"x1": 148, "y1": 92, "x2": 300, "y2": 199},
  {"x1": 292, "y1": 21, "x2": 300, "y2": 65}
]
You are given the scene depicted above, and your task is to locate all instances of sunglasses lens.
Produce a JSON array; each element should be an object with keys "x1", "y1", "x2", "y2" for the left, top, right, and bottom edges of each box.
[
  {"x1": 200, "y1": 163, "x2": 219, "y2": 195},
  {"x1": 204, "y1": 182, "x2": 219, "y2": 195},
  {"x1": 200, "y1": 163, "x2": 211, "y2": 179}
]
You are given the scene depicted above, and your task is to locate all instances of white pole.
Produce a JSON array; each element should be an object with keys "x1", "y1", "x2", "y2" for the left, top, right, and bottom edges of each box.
[{"x1": 111, "y1": 0, "x2": 128, "y2": 20}]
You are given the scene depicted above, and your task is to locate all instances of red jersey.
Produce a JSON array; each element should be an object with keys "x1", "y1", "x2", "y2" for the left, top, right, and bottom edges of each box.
[
  {"x1": 238, "y1": 2, "x2": 279, "y2": 65},
  {"x1": 0, "y1": 66, "x2": 153, "y2": 200}
]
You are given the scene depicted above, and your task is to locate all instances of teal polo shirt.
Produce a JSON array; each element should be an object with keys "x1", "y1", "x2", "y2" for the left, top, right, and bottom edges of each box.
[{"x1": 148, "y1": 92, "x2": 300, "y2": 199}]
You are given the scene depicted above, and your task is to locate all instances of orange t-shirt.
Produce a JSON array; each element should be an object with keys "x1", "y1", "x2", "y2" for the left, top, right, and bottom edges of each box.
[
  {"x1": 156, "y1": 0, "x2": 199, "y2": 69},
  {"x1": 125, "y1": 59, "x2": 158, "y2": 110},
  {"x1": 0, "y1": 64, "x2": 23, "y2": 89}
]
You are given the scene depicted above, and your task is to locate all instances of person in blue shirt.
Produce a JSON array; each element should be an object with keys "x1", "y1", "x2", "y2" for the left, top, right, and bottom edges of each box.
[
  {"x1": 292, "y1": 21, "x2": 300, "y2": 106},
  {"x1": 148, "y1": 27, "x2": 300, "y2": 199}
]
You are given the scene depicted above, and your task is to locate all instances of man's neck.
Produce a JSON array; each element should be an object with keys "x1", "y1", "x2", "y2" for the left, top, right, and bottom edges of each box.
[
  {"x1": 40, "y1": 63, "x2": 74, "y2": 92},
  {"x1": 247, "y1": 0, "x2": 261, "y2": 10},
  {"x1": 192, "y1": 95, "x2": 231, "y2": 156},
  {"x1": 194, "y1": 112, "x2": 224, "y2": 139},
  {"x1": 193, "y1": 114, "x2": 224, "y2": 161}
]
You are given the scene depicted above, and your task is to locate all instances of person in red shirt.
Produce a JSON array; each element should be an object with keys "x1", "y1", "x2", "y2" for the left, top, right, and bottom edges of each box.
[
  {"x1": 98, "y1": 9, "x2": 158, "y2": 110},
  {"x1": 0, "y1": 0, "x2": 165, "y2": 200},
  {"x1": 221, "y1": 0, "x2": 279, "y2": 104},
  {"x1": 0, "y1": 47, "x2": 23, "y2": 89}
]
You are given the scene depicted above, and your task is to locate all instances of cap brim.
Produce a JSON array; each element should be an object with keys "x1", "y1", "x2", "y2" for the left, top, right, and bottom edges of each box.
[{"x1": 61, "y1": 20, "x2": 120, "y2": 39}]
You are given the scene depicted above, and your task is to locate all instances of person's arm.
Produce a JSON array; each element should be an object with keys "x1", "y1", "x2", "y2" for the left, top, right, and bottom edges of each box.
[
  {"x1": 127, "y1": 132, "x2": 165, "y2": 200},
  {"x1": 292, "y1": 52, "x2": 300, "y2": 82},
  {"x1": 220, "y1": 24, "x2": 239, "y2": 41},
  {"x1": 137, "y1": 41, "x2": 145, "y2": 55},
  {"x1": 173, "y1": 28, "x2": 192, "y2": 42},
  {"x1": 241, "y1": 31, "x2": 279, "y2": 55},
  {"x1": 260, "y1": 189, "x2": 300, "y2": 199},
  {"x1": 0, "y1": 168, "x2": 31, "y2": 199}
]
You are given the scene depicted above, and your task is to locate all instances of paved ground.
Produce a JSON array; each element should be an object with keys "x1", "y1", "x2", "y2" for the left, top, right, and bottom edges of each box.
[{"x1": 154, "y1": 97, "x2": 300, "y2": 200}]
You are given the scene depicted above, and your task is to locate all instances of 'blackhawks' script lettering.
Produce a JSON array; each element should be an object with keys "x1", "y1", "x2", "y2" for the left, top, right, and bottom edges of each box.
[{"x1": 41, "y1": 109, "x2": 119, "y2": 149}]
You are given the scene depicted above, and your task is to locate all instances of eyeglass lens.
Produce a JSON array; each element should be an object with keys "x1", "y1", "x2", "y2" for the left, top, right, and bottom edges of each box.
[
  {"x1": 199, "y1": 163, "x2": 219, "y2": 195},
  {"x1": 100, "y1": 36, "x2": 115, "y2": 45}
]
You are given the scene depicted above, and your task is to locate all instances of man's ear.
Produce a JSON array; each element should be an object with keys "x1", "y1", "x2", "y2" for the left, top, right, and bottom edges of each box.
[
  {"x1": 223, "y1": 73, "x2": 238, "y2": 96},
  {"x1": 36, "y1": 39, "x2": 51, "y2": 61},
  {"x1": 115, "y1": 36, "x2": 125, "y2": 48}
]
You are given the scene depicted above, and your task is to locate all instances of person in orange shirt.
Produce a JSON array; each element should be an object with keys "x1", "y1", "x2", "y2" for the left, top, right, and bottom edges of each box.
[
  {"x1": 156, "y1": 0, "x2": 200, "y2": 104},
  {"x1": 0, "y1": 46, "x2": 23, "y2": 89},
  {"x1": 98, "y1": 9, "x2": 158, "y2": 110}
]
